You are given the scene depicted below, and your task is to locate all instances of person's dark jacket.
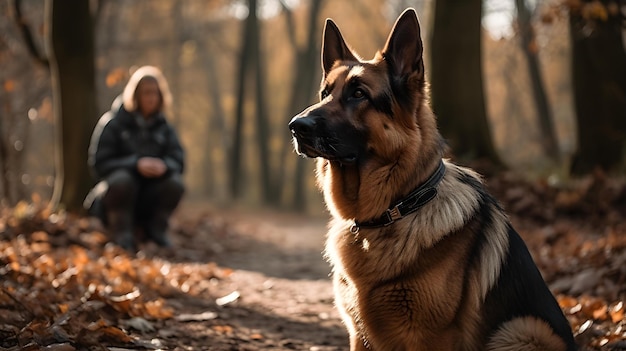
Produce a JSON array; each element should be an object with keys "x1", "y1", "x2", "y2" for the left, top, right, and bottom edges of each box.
[{"x1": 88, "y1": 105, "x2": 185, "y2": 180}]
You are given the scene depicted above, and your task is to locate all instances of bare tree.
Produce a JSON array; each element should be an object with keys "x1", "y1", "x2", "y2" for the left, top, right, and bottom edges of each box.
[
  {"x1": 230, "y1": 0, "x2": 255, "y2": 199},
  {"x1": 229, "y1": 0, "x2": 276, "y2": 204},
  {"x1": 169, "y1": 1, "x2": 183, "y2": 128},
  {"x1": 275, "y1": 0, "x2": 324, "y2": 210},
  {"x1": 430, "y1": 0, "x2": 501, "y2": 167},
  {"x1": 569, "y1": 0, "x2": 626, "y2": 174},
  {"x1": 199, "y1": 39, "x2": 229, "y2": 199},
  {"x1": 4, "y1": 0, "x2": 50, "y2": 205},
  {"x1": 0, "y1": 105, "x2": 9, "y2": 204},
  {"x1": 250, "y1": 0, "x2": 273, "y2": 204},
  {"x1": 13, "y1": 0, "x2": 49, "y2": 67},
  {"x1": 515, "y1": 0, "x2": 560, "y2": 162},
  {"x1": 46, "y1": 0, "x2": 98, "y2": 211}
]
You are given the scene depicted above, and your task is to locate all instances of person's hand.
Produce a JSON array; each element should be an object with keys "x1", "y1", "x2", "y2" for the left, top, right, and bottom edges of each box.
[{"x1": 137, "y1": 157, "x2": 167, "y2": 178}]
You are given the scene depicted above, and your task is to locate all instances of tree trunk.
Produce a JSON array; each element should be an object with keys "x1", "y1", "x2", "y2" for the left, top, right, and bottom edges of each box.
[
  {"x1": 47, "y1": 0, "x2": 98, "y2": 212},
  {"x1": 229, "y1": 0, "x2": 255, "y2": 199},
  {"x1": 569, "y1": 3, "x2": 626, "y2": 174},
  {"x1": 0, "y1": 109, "x2": 9, "y2": 203},
  {"x1": 430, "y1": 0, "x2": 501, "y2": 167},
  {"x1": 515, "y1": 0, "x2": 560, "y2": 162},
  {"x1": 13, "y1": 0, "x2": 49, "y2": 67},
  {"x1": 250, "y1": 0, "x2": 274, "y2": 204},
  {"x1": 169, "y1": 0, "x2": 183, "y2": 128},
  {"x1": 276, "y1": 0, "x2": 324, "y2": 210},
  {"x1": 200, "y1": 40, "x2": 228, "y2": 199}
]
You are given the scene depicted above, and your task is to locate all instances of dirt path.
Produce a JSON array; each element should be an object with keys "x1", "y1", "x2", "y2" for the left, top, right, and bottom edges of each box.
[{"x1": 158, "y1": 201, "x2": 349, "y2": 350}]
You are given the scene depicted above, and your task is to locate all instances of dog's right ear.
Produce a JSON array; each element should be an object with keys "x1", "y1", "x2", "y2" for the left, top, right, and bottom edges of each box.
[
  {"x1": 322, "y1": 19, "x2": 357, "y2": 77},
  {"x1": 382, "y1": 8, "x2": 424, "y2": 79}
]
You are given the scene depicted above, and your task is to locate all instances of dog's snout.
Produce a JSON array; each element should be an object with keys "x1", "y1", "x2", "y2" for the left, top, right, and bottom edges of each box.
[{"x1": 289, "y1": 116, "x2": 317, "y2": 136}]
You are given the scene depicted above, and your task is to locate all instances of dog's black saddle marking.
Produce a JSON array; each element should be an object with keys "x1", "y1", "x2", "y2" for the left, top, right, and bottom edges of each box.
[{"x1": 351, "y1": 160, "x2": 446, "y2": 232}]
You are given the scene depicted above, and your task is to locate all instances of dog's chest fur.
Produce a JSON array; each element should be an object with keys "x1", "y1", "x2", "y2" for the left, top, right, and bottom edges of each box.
[{"x1": 324, "y1": 164, "x2": 492, "y2": 348}]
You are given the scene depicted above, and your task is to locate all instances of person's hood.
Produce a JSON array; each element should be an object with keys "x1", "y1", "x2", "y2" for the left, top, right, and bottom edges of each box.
[{"x1": 121, "y1": 65, "x2": 173, "y2": 113}]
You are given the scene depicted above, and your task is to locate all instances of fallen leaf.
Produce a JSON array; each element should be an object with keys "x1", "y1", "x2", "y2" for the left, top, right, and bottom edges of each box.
[
  {"x1": 175, "y1": 311, "x2": 218, "y2": 322},
  {"x1": 216, "y1": 291, "x2": 240, "y2": 306},
  {"x1": 212, "y1": 325, "x2": 233, "y2": 334},
  {"x1": 122, "y1": 317, "x2": 155, "y2": 332},
  {"x1": 41, "y1": 343, "x2": 75, "y2": 351}
]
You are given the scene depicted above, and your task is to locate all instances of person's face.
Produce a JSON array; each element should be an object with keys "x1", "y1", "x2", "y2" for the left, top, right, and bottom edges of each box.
[{"x1": 136, "y1": 78, "x2": 161, "y2": 117}]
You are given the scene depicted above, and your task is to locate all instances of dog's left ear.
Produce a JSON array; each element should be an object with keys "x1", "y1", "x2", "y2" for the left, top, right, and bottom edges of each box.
[
  {"x1": 322, "y1": 19, "x2": 358, "y2": 77},
  {"x1": 382, "y1": 8, "x2": 424, "y2": 79}
]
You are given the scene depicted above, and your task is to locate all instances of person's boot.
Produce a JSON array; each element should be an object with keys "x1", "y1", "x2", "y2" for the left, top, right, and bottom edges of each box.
[
  {"x1": 146, "y1": 211, "x2": 172, "y2": 248},
  {"x1": 107, "y1": 210, "x2": 135, "y2": 251}
]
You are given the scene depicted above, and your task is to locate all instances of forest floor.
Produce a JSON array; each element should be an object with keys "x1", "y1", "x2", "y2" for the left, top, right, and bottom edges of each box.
[{"x1": 1, "y1": 169, "x2": 626, "y2": 350}]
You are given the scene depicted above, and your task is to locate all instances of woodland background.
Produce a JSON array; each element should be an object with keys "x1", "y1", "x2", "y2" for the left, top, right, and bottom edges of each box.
[
  {"x1": 1, "y1": 0, "x2": 626, "y2": 350},
  {"x1": 0, "y1": 0, "x2": 623, "y2": 213}
]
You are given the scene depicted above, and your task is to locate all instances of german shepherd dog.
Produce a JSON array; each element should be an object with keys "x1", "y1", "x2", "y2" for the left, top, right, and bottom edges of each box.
[{"x1": 288, "y1": 8, "x2": 576, "y2": 351}]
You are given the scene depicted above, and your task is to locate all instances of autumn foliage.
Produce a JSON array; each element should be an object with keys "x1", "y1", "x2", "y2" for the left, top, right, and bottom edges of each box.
[{"x1": 0, "y1": 200, "x2": 228, "y2": 349}]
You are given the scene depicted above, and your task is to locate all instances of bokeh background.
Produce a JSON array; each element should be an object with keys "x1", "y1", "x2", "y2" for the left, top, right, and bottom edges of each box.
[{"x1": 0, "y1": 0, "x2": 624, "y2": 214}]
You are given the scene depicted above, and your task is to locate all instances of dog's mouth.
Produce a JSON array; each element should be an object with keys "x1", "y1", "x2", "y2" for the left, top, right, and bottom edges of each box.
[
  {"x1": 289, "y1": 116, "x2": 360, "y2": 164},
  {"x1": 291, "y1": 133, "x2": 358, "y2": 164}
]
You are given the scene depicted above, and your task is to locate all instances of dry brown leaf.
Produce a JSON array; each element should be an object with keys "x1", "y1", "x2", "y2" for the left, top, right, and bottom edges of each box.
[
  {"x1": 212, "y1": 325, "x2": 234, "y2": 334},
  {"x1": 41, "y1": 343, "x2": 76, "y2": 351},
  {"x1": 144, "y1": 299, "x2": 174, "y2": 319},
  {"x1": 99, "y1": 325, "x2": 133, "y2": 343},
  {"x1": 250, "y1": 333, "x2": 264, "y2": 340},
  {"x1": 175, "y1": 311, "x2": 218, "y2": 322},
  {"x1": 609, "y1": 301, "x2": 624, "y2": 323}
]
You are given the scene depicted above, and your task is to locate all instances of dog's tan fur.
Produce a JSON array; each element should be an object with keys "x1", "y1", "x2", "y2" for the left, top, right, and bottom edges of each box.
[{"x1": 289, "y1": 8, "x2": 573, "y2": 351}]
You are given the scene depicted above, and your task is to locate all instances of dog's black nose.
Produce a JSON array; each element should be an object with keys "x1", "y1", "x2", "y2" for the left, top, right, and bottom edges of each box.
[{"x1": 289, "y1": 116, "x2": 317, "y2": 136}]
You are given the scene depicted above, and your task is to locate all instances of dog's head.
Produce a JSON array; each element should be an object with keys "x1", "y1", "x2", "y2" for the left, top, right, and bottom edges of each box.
[
  {"x1": 289, "y1": 8, "x2": 429, "y2": 167},
  {"x1": 289, "y1": 9, "x2": 442, "y2": 221}
]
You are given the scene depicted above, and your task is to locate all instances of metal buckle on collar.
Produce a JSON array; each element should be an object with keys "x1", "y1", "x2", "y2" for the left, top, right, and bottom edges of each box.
[
  {"x1": 384, "y1": 203, "x2": 403, "y2": 225},
  {"x1": 350, "y1": 223, "x2": 360, "y2": 234}
]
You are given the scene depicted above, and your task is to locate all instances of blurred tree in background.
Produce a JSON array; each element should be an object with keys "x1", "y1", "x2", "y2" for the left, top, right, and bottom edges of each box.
[
  {"x1": 275, "y1": 0, "x2": 323, "y2": 210},
  {"x1": 568, "y1": 0, "x2": 626, "y2": 175},
  {"x1": 46, "y1": 0, "x2": 98, "y2": 211},
  {"x1": 430, "y1": 0, "x2": 502, "y2": 166},
  {"x1": 515, "y1": 0, "x2": 560, "y2": 163},
  {"x1": 1, "y1": 0, "x2": 52, "y2": 206}
]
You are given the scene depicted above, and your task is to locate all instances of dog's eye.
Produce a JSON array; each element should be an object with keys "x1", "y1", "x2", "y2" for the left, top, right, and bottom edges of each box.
[
  {"x1": 352, "y1": 88, "x2": 366, "y2": 100},
  {"x1": 321, "y1": 89, "x2": 330, "y2": 100}
]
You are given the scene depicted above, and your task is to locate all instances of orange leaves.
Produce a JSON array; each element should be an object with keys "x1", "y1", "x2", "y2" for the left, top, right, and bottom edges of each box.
[
  {"x1": 580, "y1": 1, "x2": 610, "y2": 21},
  {"x1": 212, "y1": 324, "x2": 234, "y2": 334},
  {"x1": 487, "y1": 172, "x2": 626, "y2": 349},
  {"x1": 0, "y1": 202, "x2": 224, "y2": 349},
  {"x1": 144, "y1": 299, "x2": 175, "y2": 319},
  {"x1": 609, "y1": 302, "x2": 624, "y2": 323},
  {"x1": 567, "y1": 296, "x2": 626, "y2": 348},
  {"x1": 86, "y1": 319, "x2": 133, "y2": 343},
  {"x1": 541, "y1": 0, "x2": 621, "y2": 30}
]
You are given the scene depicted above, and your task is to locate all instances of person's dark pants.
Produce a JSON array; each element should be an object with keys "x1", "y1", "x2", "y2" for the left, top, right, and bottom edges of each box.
[{"x1": 100, "y1": 169, "x2": 184, "y2": 250}]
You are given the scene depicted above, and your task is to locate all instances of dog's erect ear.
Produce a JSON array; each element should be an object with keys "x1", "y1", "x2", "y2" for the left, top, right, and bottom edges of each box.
[
  {"x1": 382, "y1": 8, "x2": 424, "y2": 78},
  {"x1": 322, "y1": 19, "x2": 357, "y2": 76}
]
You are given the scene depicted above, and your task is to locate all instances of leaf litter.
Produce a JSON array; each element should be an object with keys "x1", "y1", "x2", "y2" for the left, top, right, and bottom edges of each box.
[
  {"x1": 0, "y1": 199, "x2": 229, "y2": 350},
  {"x1": 0, "y1": 169, "x2": 625, "y2": 350}
]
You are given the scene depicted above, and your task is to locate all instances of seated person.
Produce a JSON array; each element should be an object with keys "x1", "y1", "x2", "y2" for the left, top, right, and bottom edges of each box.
[{"x1": 85, "y1": 66, "x2": 185, "y2": 251}]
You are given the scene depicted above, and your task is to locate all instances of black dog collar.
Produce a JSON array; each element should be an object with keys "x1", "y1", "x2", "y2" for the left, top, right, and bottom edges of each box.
[{"x1": 351, "y1": 160, "x2": 446, "y2": 233}]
